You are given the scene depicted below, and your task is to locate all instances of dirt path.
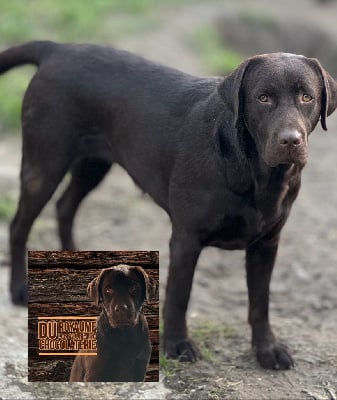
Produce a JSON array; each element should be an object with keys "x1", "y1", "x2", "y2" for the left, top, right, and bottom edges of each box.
[{"x1": 1, "y1": 0, "x2": 337, "y2": 399}]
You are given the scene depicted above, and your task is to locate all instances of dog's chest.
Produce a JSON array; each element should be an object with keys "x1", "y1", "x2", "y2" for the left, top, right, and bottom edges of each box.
[
  {"x1": 93, "y1": 332, "x2": 149, "y2": 380},
  {"x1": 203, "y1": 169, "x2": 299, "y2": 249},
  {"x1": 203, "y1": 206, "x2": 266, "y2": 249},
  {"x1": 98, "y1": 330, "x2": 145, "y2": 356}
]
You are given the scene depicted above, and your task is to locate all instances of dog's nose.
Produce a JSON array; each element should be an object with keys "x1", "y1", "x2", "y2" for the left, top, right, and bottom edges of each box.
[
  {"x1": 114, "y1": 303, "x2": 128, "y2": 313},
  {"x1": 279, "y1": 129, "x2": 302, "y2": 147}
]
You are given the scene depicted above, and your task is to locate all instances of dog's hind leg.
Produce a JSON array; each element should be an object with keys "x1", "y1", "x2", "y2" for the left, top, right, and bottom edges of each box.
[
  {"x1": 56, "y1": 158, "x2": 112, "y2": 250},
  {"x1": 10, "y1": 98, "x2": 78, "y2": 305},
  {"x1": 10, "y1": 148, "x2": 71, "y2": 305}
]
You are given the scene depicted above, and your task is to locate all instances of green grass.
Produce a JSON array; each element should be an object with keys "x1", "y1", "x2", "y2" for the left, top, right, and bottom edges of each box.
[
  {"x1": 0, "y1": 194, "x2": 16, "y2": 221},
  {"x1": 159, "y1": 315, "x2": 185, "y2": 376},
  {"x1": 239, "y1": 9, "x2": 276, "y2": 28},
  {"x1": 0, "y1": 0, "x2": 188, "y2": 134},
  {"x1": 193, "y1": 27, "x2": 243, "y2": 75},
  {"x1": 159, "y1": 353, "x2": 184, "y2": 377},
  {"x1": 0, "y1": 67, "x2": 35, "y2": 132},
  {"x1": 191, "y1": 320, "x2": 235, "y2": 362},
  {"x1": 0, "y1": 0, "x2": 190, "y2": 45},
  {"x1": 0, "y1": 0, "x2": 170, "y2": 43},
  {"x1": 160, "y1": 318, "x2": 235, "y2": 377}
]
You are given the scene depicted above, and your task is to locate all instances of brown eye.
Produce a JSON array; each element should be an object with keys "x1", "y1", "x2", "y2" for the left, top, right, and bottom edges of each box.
[
  {"x1": 105, "y1": 287, "x2": 113, "y2": 295},
  {"x1": 258, "y1": 94, "x2": 269, "y2": 103},
  {"x1": 128, "y1": 285, "x2": 137, "y2": 296},
  {"x1": 302, "y1": 94, "x2": 313, "y2": 102}
]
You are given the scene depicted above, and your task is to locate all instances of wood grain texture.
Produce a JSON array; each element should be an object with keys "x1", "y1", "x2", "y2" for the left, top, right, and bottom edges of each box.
[{"x1": 28, "y1": 251, "x2": 159, "y2": 382}]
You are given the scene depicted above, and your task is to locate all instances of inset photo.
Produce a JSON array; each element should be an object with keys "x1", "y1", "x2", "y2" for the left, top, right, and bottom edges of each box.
[{"x1": 28, "y1": 250, "x2": 159, "y2": 382}]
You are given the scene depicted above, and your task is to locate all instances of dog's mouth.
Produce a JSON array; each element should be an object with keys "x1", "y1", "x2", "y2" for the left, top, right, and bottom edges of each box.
[
  {"x1": 267, "y1": 156, "x2": 307, "y2": 168},
  {"x1": 264, "y1": 145, "x2": 308, "y2": 168},
  {"x1": 108, "y1": 315, "x2": 138, "y2": 328}
]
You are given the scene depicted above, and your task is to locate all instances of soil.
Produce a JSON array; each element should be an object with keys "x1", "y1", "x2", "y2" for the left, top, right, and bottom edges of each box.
[{"x1": 0, "y1": 0, "x2": 337, "y2": 399}]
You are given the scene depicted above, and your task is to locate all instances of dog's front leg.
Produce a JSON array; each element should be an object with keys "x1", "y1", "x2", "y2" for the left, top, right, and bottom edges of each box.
[
  {"x1": 246, "y1": 237, "x2": 294, "y2": 370},
  {"x1": 163, "y1": 231, "x2": 201, "y2": 362}
]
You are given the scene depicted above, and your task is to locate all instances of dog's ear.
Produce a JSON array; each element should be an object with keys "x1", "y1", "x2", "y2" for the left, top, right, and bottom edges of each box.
[
  {"x1": 307, "y1": 58, "x2": 337, "y2": 131},
  {"x1": 132, "y1": 266, "x2": 151, "y2": 303},
  {"x1": 87, "y1": 270, "x2": 105, "y2": 306},
  {"x1": 218, "y1": 57, "x2": 259, "y2": 128}
]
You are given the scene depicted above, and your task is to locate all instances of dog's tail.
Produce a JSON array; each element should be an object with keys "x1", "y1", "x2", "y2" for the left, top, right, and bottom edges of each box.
[{"x1": 0, "y1": 41, "x2": 58, "y2": 74}]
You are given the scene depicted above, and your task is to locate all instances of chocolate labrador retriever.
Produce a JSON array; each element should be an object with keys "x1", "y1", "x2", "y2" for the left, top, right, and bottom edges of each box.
[
  {"x1": 1, "y1": 41, "x2": 337, "y2": 369},
  {"x1": 70, "y1": 265, "x2": 151, "y2": 382}
]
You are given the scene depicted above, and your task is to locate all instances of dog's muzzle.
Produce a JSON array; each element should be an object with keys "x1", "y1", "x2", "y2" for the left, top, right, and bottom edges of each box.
[{"x1": 265, "y1": 129, "x2": 308, "y2": 167}]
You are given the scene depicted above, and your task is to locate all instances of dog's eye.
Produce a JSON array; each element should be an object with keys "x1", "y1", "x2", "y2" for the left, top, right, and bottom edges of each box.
[
  {"x1": 128, "y1": 286, "x2": 137, "y2": 296},
  {"x1": 302, "y1": 94, "x2": 313, "y2": 103},
  {"x1": 258, "y1": 94, "x2": 269, "y2": 103},
  {"x1": 105, "y1": 288, "x2": 114, "y2": 295}
]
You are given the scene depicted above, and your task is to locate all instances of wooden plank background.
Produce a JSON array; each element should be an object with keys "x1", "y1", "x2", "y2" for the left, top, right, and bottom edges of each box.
[{"x1": 28, "y1": 251, "x2": 159, "y2": 382}]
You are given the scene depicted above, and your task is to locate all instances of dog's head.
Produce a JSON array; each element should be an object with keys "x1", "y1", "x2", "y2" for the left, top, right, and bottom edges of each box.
[
  {"x1": 87, "y1": 265, "x2": 150, "y2": 328},
  {"x1": 218, "y1": 53, "x2": 337, "y2": 167}
]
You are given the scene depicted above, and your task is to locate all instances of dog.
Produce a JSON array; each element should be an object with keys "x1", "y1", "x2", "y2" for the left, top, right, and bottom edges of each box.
[
  {"x1": 1, "y1": 41, "x2": 337, "y2": 369},
  {"x1": 69, "y1": 265, "x2": 151, "y2": 382}
]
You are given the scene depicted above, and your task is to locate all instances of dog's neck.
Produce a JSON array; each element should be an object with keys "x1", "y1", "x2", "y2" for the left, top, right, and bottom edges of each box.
[{"x1": 96, "y1": 311, "x2": 148, "y2": 354}]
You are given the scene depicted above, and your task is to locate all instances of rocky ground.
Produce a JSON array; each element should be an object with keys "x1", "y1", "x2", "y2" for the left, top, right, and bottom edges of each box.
[{"x1": 0, "y1": 0, "x2": 337, "y2": 398}]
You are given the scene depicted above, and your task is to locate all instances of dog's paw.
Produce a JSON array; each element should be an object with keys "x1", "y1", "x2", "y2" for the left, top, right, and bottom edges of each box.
[
  {"x1": 164, "y1": 337, "x2": 200, "y2": 362},
  {"x1": 256, "y1": 341, "x2": 294, "y2": 370},
  {"x1": 11, "y1": 284, "x2": 28, "y2": 306}
]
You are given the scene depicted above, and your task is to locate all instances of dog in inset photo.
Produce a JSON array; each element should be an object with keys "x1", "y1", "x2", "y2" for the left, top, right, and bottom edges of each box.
[{"x1": 69, "y1": 265, "x2": 151, "y2": 382}]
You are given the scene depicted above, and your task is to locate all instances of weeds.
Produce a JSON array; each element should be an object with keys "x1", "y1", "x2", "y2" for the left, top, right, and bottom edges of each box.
[
  {"x1": 191, "y1": 319, "x2": 235, "y2": 362},
  {"x1": 0, "y1": 0, "x2": 187, "y2": 133},
  {"x1": 0, "y1": 194, "x2": 16, "y2": 221},
  {"x1": 160, "y1": 318, "x2": 235, "y2": 378},
  {"x1": 159, "y1": 353, "x2": 184, "y2": 377},
  {"x1": 193, "y1": 27, "x2": 242, "y2": 75},
  {"x1": 239, "y1": 9, "x2": 275, "y2": 28}
]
